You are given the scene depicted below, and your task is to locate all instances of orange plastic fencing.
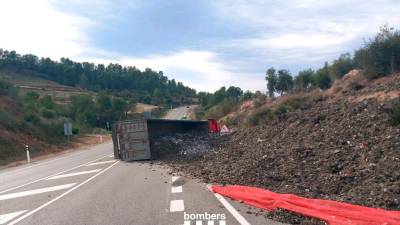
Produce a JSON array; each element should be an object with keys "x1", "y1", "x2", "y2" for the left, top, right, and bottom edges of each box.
[{"x1": 211, "y1": 185, "x2": 400, "y2": 225}]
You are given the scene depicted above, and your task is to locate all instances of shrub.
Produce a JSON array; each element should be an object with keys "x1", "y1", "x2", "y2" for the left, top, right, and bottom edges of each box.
[
  {"x1": 0, "y1": 110, "x2": 18, "y2": 131},
  {"x1": 390, "y1": 100, "x2": 400, "y2": 125},
  {"x1": 354, "y1": 25, "x2": 400, "y2": 79},
  {"x1": 280, "y1": 91, "x2": 323, "y2": 111},
  {"x1": 40, "y1": 108, "x2": 56, "y2": 119},
  {"x1": 274, "y1": 105, "x2": 288, "y2": 116},
  {"x1": 24, "y1": 113, "x2": 40, "y2": 124},
  {"x1": 248, "y1": 107, "x2": 274, "y2": 126}
]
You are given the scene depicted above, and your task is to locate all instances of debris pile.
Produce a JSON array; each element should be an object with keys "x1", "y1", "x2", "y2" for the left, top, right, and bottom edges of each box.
[
  {"x1": 160, "y1": 72, "x2": 400, "y2": 224},
  {"x1": 151, "y1": 132, "x2": 212, "y2": 159}
]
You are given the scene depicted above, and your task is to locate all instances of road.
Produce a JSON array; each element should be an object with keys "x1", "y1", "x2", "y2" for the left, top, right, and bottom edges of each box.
[
  {"x1": 0, "y1": 142, "x2": 285, "y2": 225},
  {"x1": 163, "y1": 105, "x2": 197, "y2": 120}
]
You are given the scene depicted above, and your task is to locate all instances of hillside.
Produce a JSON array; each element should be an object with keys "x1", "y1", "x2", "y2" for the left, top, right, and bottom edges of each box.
[
  {"x1": 162, "y1": 70, "x2": 400, "y2": 224},
  {"x1": 0, "y1": 70, "x2": 96, "y2": 104}
]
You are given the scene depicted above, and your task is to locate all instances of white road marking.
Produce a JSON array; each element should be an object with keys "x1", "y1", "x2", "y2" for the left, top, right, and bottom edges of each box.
[
  {"x1": 0, "y1": 154, "x2": 110, "y2": 194},
  {"x1": 46, "y1": 169, "x2": 101, "y2": 180},
  {"x1": 8, "y1": 161, "x2": 119, "y2": 225},
  {"x1": 0, "y1": 183, "x2": 76, "y2": 201},
  {"x1": 0, "y1": 210, "x2": 27, "y2": 224},
  {"x1": 208, "y1": 221, "x2": 215, "y2": 225},
  {"x1": 0, "y1": 143, "x2": 110, "y2": 176},
  {"x1": 171, "y1": 186, "x2": 182, "y2": 193},
  {"x1": 184, "y1": 221, "x2": 191, "y2": 225},
  {"x1": 219, "y1": 221, "x2": 226, "y2": 225},
  {"x1": 196, "y1": 221, "x2": 202, "y2": 225},
  {"x1": 172, "y1": 176, "x2": 180, "y2": 183},
  {"x1": 207, "y1": 185, "x2": 251, "y2": 225},
  {"x1": 86, "y1": 160, "x2": 116, "y2": 166},
  {"x1": 170, "y1": 199, "x2": 185, "y2": 212}
]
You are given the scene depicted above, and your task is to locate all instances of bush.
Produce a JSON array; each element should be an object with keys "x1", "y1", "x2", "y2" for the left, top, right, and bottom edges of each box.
[
  {"x1": 24, "y1": 113, "x2": 40, "y2": 124},
  {"x1": 72, "y1": 127, "x2": 79, "y2": 134},
  {"x1": 274, "y1": 105, "x2": 288, "y2": 116},
  {"x1": 248, "y1": 107, "x2": 274, "y2": 126},
  {"x1": 280, "y1": 91, "x2": 323, "y2": 111},
  {"x1": 390, "y1": 100, "x2": 400, "y2": 125},
  {"x1": 40, "y1": 108, "x2": 56, "y2": 119},
  {"x1": 354, "y1": 25, "x2": 400, "y2": 79},
  {"x1": 0, "y1": 110, "x2": 18, "y2": 131}
]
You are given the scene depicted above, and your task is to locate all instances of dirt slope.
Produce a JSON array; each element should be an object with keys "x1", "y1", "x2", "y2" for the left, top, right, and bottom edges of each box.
[{"x1": 161, "y1": 71, "x2": 400, "y2": 224}]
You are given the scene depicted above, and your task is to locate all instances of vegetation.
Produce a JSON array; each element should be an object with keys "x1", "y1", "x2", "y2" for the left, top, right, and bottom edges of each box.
[
  {"x1": 0, "y1": 50, "x2": 196, "y2": 105},
  {"x1": 266, "y1": 26, "x2": 400, "y2": 95},
  {"x1": 198, "y1": 86, "x2": 256, "y2": 119},
  {"x1": 390, "y1": 100, "x2": 400, "y2": 125}
]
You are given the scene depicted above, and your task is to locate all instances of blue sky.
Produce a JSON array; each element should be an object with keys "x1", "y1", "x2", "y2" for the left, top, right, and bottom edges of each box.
[{"x1": 1, "y1": 0, "x2": 400, "y2": 92}]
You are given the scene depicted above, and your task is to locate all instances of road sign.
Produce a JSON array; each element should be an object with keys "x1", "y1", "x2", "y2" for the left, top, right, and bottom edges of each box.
[{"x1": 64, "y1": 122, "x2": 72, "y2": 136}]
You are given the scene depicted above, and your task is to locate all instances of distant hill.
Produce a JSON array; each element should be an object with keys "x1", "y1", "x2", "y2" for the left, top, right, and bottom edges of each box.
[{"x1": 0, "y1": 70, "x2": 96, "y2": 104}]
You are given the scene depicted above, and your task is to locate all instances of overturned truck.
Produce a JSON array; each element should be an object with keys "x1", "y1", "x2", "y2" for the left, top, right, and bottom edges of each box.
[{"x1": 112, "y1": 119, "x2": 209, "y2": 161}]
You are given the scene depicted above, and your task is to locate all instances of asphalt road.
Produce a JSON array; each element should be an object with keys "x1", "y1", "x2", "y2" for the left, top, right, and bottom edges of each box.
[
  {"x1": 0, "y1": 142, "x2": 285, "y2": 225},
  {"x1": 163, "y1": 105, "x2": 196, "y2": 120}
]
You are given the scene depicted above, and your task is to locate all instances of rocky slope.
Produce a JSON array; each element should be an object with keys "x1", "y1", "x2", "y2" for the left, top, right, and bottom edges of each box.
[{"x1": 159, "y1": 71, "x2": 400, "y2": 224}]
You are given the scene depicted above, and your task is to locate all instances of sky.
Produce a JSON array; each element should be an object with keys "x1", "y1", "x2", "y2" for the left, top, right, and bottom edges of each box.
[{"x1": 1, "y1": 0, "x2": 400, "y2": 92}]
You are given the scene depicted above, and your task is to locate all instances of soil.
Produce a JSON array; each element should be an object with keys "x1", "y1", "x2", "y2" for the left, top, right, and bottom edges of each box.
[{"x1": 156, "y1": 72, "x2": 400, "y2": 224}]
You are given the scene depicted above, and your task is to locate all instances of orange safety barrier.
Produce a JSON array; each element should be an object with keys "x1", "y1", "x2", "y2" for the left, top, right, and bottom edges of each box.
[{"x1": 211, "y1": 185, "x2": 400, "y2": 225}]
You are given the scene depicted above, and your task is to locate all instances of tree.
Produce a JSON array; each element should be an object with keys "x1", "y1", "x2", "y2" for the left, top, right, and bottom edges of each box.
[
  {"x1": 294, "y1": 69, "x2": 314, "y2": 90},
  {"x1": 354, "y1": 25, "x2": 400, "y2": 79},
  {"x1": 314, "y1": 62, "x2": 332, "y2": 89},
  {"x1": 276, "y1": 69, "x2": 293, "y2": 95},
  {"x1": 265, "y1": 67, "x2": 277, "y2": 97},
  {"x1": 226, "y1": 86, "x2": 243, "y2": 101},
  {"x1": 40, "y1": 96, "x2": 55, "y2": 109},
  {"x1": 329, "y1": 53, "x2": 354, "y2": 79}
]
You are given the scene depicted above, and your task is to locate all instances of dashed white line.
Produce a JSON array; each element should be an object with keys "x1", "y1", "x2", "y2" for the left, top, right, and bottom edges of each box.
[
  {"x1": 207, "y1": 185, "x2": 251, "y2": 225},
  {"x1": 86, "y1": 160, "x2": 116, "y2": 166},
  {"x1": 46, "y1": 169, "x2": 101, "y2": 180},
  {"x1": 0, "y1": 183, "x2": 76, "y2": 201},
  {"x1": 172, "y1": 176, "x2": 180, "y2": 183},
  {"x1": 7, "y1": 161, "x2": 119, "y2": 225},
  {"x1": 0, "y1": 210, "x2": 27, "y2": 224},
  {"x1": 171, "y1": 186, "x2": 183, "y2": 193},
  {"x1": 170, "y1": 199, "x2": 185, "y2": 212}
]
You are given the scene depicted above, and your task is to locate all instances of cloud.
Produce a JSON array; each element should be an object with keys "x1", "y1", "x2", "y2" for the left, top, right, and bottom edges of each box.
[
  {"x1": 0, "y1": 0, "x2": 94, "y2": 59},
  {"x1": 2, "y1": 0, "x2": 400, "y2": 93},
  {"x1": 88, "y1": 50, "x2": 260, "y2": 92}
]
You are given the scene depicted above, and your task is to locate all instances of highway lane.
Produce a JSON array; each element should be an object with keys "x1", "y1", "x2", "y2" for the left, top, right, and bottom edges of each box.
[
  {"x1": 0, "y1": 142, "x2": 284, "y2": 225},
  {"x1": 163, "y1": 105, "x2": 196, "y2": 120}
]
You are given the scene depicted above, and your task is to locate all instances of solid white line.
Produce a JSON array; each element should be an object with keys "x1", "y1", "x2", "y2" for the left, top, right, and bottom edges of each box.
[
  {"x1": 170, "y1": 199, "x2": 184, "y2": 212},
  {"x1": 0, "y1": 210, "x2": 27, "y2": 224},
  {"x1": 171, "y1": 186, "x2": 182, "y2": 193},
  {"x1": 8, "y1": 161, "x2": 119, "y2": 225},
  {"x1": 0, "y1": 183, "x2": 76, "y2": 201},
  {"x1": 0, "y1": 143, "x2": 110, "y2": 176},
  {"x1": 172, "y1": 176, "x2": 180, "y2": 183},
  {"x1": 207, "y1": 185, "x2": 251, "y2": 225},
  {"x1": 46, "y1": 169, "x2": 101, "y2": 180},
  {"x1": 86, "y1": 160, "x2": 116, "y2": 166},
  {"x1": 0, "y1": 154, "x2": 110, "y2": 194}
]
